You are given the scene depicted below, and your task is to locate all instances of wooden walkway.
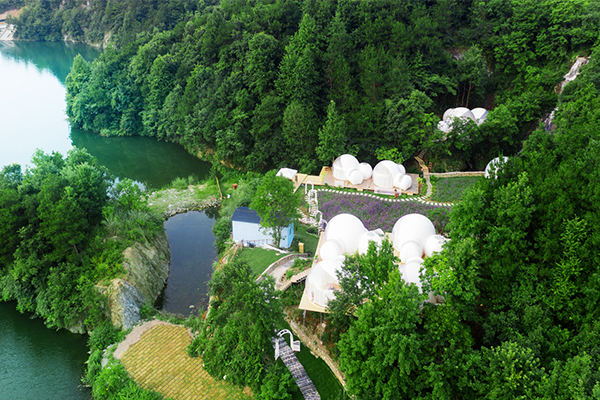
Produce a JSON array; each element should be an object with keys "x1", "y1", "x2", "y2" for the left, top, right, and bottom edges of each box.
[
  {"x1": 121, "y1": 324, "x2": 251, "y2": 400},
  {"x1": 276, "y1": 337, "x2": 321, "y2": 400}
]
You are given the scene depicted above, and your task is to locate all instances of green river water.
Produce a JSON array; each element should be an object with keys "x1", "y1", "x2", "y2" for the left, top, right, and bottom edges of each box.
[{"x1": 0, "y1": 41, "x2": 215, "y2": 398}]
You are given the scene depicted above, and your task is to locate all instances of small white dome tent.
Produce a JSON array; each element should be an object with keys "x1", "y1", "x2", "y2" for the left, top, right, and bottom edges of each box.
[
  {"x1": 304, "y1": 259, "x2": 343, "y2": 308},
  {"x1": 399, "y1": 239, "x2": 423, "y2": 264},
  {"x1": 358, "y1": 162, "x2": 373, "y2": 180},
  {"x1": 443, "y1": 107, "x2": 476, "y2": 122},
  {"x1": 484, "y1": 156, "x2": 509, "y2": 178},
  {"x1": 439, "y1": 107, "x2": 488, "y2": 133},
  {"x1": 471, "y1": 107, "x2": 488, "y2": 125},
  {"x1": 332, "y1": 154, "x2": 361, "y2": 181},
  {"x1": 424, "y1": 235, "x2": 448, "y2": 257},
  {"x1": 373, "y1": 160, "x2": 406, "y2": 189},
  {"x1": 399, "y1": 260, "x2": 424, "y2": 290},
  {"x1": 398, "y1": 174, "x2": 412, "y2": 191},
  {"x1": 358, "y1": 230, "x2": 384, "y2": 255}
]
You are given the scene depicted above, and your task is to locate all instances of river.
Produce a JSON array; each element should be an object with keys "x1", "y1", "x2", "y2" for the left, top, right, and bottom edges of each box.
[{"x1": 0, "y1": 41, "x2": 217, "y2": 398}]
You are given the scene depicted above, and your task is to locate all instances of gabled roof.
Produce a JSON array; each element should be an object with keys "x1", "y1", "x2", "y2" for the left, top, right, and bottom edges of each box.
[{"x1": 231, "y1": 207, "x2": 261, "y2": 224}]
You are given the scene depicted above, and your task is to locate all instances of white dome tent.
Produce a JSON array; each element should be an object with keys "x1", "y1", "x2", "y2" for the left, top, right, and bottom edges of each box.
[
  {"x1": 301, "y1": 213, "x2": 448, "y2": 311},
  {"x1": 438, "y1": 107, "x2": 488, "y2": 133},
  {"x1": 332, "y1": 154, "x2": 373, "y2": 186},
  {"x1": 323, "y1": 213, "x2": 368, "y2": 255},
  {"x1": 372, "y1": 160, "x2": 407, "y2": 189},
  {"x1": 304, "y1": 259, "x2": 344, "y2": 308}
]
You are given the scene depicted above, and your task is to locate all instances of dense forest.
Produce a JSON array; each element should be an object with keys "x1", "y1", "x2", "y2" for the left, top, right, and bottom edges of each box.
[
  {"x1": 47, "y1": 0, "x2": 597, "y2": 173},
  {"x1": 13, "y1": 0, "x2": 202, "y2": 47},
  {"x1": 0, "y1": 0, "x2": 23, "y2": 14},
  {"x1": 0, "y1": 149, "x2": 163, "y2": 332}
]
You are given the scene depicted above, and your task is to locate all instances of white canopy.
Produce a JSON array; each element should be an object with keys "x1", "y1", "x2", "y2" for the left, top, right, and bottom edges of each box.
[{"x1": 276, "y1": 168, "x2": 298, "y2": 180}]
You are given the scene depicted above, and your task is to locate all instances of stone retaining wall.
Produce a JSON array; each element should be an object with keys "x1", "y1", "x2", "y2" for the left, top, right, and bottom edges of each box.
[
  {"x1": 257, "y1": 253, "x2": 309, "y2": 282},
  {"x1": 163, "y1": 197, "x2": 220, "y2": 218},
  {"x1": 430, "y1": 171, "x2": 485, "y2": 178}
]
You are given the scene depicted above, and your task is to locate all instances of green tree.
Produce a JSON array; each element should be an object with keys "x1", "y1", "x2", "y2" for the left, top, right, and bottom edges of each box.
[
  {"x1": 316, "y1": 100, "x2": 347, "y2": 164},
  {"x1": 327, "y1": 239, "x2": 397, "y2": 334},
  {"x1": 250, "y1": 170, "x2": 300, "y2": 248},
  {"x1": 188, "y1": 260, "x2": 283, "y2": 390},
  {"x1": 337, "y1": 271, "x2": 426, "y2": 399}
]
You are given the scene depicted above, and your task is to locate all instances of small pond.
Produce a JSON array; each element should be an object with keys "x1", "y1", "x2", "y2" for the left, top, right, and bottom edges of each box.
[{"x1": 159, "y1": 210, "x2": 220, "y2": 315}]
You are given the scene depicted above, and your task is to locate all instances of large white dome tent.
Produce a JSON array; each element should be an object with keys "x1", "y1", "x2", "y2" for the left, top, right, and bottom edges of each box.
[{"x1": 372, "y1": 160, "x2": 407, "y2": 189}]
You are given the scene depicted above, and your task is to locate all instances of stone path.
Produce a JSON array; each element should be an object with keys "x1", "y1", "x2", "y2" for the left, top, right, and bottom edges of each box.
[
  {"x1": 119, "y1": 321, "x2": 250, "y2": 400},
  {"x1": 276, "y1": 337, "x2": 321, "y2": 400}
]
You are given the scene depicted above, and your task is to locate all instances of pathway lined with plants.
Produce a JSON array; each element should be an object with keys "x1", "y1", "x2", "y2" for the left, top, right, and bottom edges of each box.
[{"x1": 120, "y1": 322, "x2": 251, "y2": 400}]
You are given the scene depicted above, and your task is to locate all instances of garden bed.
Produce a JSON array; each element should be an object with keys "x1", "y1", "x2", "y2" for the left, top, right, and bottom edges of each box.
[{"x1": 318, "y1": 191, "x2": 449, "y2": 233}]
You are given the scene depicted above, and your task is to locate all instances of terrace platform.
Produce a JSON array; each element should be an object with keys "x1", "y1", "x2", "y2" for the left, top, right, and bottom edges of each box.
[{"x1": 293, "y1": 166, "x2": 419, "y2": 196}]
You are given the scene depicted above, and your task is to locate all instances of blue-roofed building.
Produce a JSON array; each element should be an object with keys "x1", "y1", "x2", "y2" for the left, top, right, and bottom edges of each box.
[{"x1": 231, "y1": 207, "x2": 294, "y2": 248}]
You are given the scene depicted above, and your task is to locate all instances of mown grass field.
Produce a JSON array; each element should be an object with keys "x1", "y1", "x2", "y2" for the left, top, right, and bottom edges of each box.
[
  {"x1": 430, "y1": 175, "x2": 482, "y2": 202},
  {"x1": 121, "y1": 324, "x2": 251, "y2": 400},
  {"x1": 237, "y1": 247, "x2": 288, "y2": 276}
]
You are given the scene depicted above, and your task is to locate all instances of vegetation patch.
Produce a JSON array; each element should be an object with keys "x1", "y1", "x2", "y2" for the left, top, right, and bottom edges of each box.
[
  {"x1": 148, "y1": 177, "x2": 221, "y2": 218},
  {"x1": 430, "y1": 175, "x2": 482, "y2": 203},
  {"x1": 290, "y1": 223, "x2": 320, "y2": 256}
]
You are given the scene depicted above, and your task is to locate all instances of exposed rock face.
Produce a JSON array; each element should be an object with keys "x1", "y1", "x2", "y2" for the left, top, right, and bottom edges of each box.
[{"x1": 103, "y1": 233, "x2": 170, "y2": 330}]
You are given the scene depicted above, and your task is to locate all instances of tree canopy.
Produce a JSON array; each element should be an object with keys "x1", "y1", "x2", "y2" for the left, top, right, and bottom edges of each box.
[
  {"x1": 250, "y1": 170, "x2": 300, "y2": 248},
  {"x1": 52, "y1": 0, "x2": 600, "y2": 173},
  {"x1": 0, "y1": 149, "x2": 163, "y2": 331}
]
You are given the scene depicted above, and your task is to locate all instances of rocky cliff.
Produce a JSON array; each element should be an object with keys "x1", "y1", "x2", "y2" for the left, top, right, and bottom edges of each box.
[{"x1": 101, "y1": 233, "x2": 170, "y2": 330}]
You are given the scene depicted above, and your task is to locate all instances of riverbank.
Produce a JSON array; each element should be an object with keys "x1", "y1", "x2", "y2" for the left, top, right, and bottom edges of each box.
[{"x1": 148, "y1": 184, "x2": 221, "y2": 218}]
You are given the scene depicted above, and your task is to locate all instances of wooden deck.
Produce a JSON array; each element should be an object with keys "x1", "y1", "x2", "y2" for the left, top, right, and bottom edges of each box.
[{"x1": 294, "y1": 166, "x2": 419, "y2": 196}]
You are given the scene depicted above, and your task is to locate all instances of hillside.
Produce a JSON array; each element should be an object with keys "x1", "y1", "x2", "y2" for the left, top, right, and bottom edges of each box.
[{"x1": 49, "y1": 0, "x2": 598, "y2": 173}]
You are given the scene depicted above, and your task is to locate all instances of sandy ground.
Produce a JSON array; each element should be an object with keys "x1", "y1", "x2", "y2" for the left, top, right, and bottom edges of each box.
[{"x1": 114, "y1": 319, "x2": 193, "y2": 359}]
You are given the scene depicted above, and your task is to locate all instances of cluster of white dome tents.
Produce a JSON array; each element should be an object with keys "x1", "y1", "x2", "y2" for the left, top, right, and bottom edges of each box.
[
  {"x1": 275, "y1": 111, "x2": 511, "y2": 312},
  {"x1": 332, "y1": 154, "x2": 413, "y2": 191},
  {"x1": 301, "y1": 213, "x2": 448, "y2": 311},
  {"x1": 437, "y1": 107, "x2": 489, "y2": 133}
]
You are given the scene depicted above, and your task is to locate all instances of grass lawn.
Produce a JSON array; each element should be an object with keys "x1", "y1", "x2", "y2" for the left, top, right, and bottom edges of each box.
[
  {"x1": 294, "y1": 224, "x2": 319, "y2": 255},
  {"x1": 237, "y1": 247, "x2": 287, "y2": 276},
  {"x1": 430, "y1": 175, "x2": 482, "y2": 202},
  {"x1": 278, "y1": 321, "x2": 349, "y2": 400}
]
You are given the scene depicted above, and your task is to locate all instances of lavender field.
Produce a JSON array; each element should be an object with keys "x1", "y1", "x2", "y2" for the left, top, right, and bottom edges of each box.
[{"x1": 318, "y1": 191, "x2": 450, "y2": 233}]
